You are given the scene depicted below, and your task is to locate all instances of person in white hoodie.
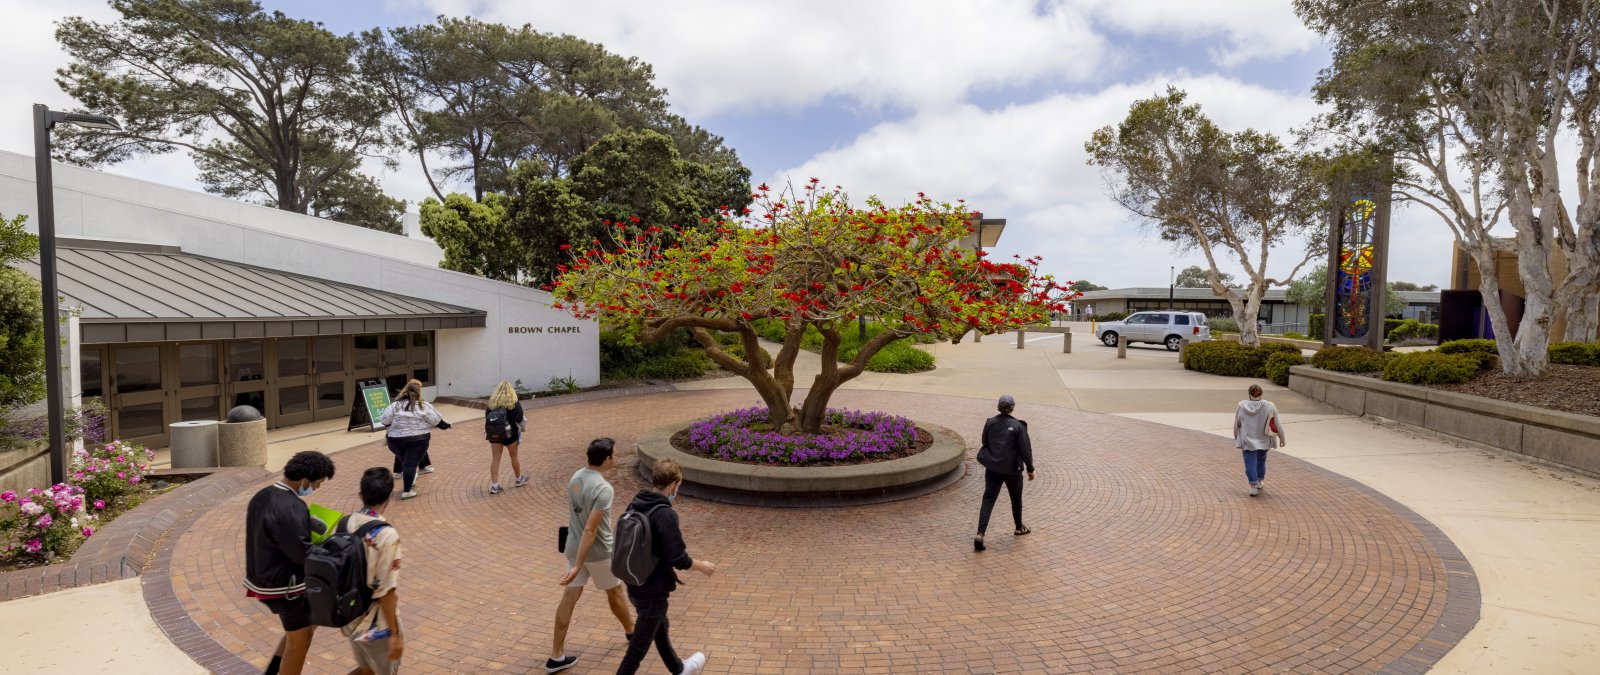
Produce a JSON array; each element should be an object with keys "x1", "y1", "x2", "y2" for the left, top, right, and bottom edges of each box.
[{"x1": 1233, "y1": 384, "x2": 1287, "y2": 496}]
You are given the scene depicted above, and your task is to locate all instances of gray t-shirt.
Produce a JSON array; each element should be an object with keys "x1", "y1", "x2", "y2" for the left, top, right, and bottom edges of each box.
[{"x1": 565, "y1": 468, "x2": 614, "y2": 563}]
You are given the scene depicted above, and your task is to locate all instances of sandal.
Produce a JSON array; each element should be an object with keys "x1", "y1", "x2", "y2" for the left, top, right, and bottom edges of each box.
[{"x1": 1014, "y1": 525, "x2": 1031, "y2": 536}]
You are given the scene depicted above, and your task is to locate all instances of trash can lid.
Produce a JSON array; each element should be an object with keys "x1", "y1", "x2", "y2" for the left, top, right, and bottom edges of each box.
[
  {"x1": 170, "y1": 420, "x2": 219, "y2": 427},
  {"x1": 225, "y1": 405, "x2": 264, "y2": 423}
]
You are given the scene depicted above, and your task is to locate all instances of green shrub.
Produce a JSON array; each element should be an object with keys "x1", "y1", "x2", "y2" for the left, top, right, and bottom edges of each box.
[
  {"x1": 1381, "y1": 352, "x2": 1480, "y2": 385},
  {"x1": 1548, "y1": 341, "x2": 1600, "y2": 366},
  {"x1": 1265, "y1": 351, "x2": 1306, "y2": 387},
  {"x1": 1182, "y1": 341, "x2": 1279, "y2": 378},
  {"x1": 723, "y1": 341, "x2": 774, "y2": 368},
  {"x1": 713, "y1": 330, "x2": 741, "y2": 347},
  {"x1": 1383, "y1": 318, "x2": 1406, "y2": 339},
  {"x1": 1208, "y1": 316, "x2": 1240, "y2": 333},
  {"x1": 1309, "y1": 313, "x2": 1325, "y2": 339},
  {"x1": 1438, "y1": 338, "x2": 1498, "y2": 355},
  {"x1": 0, "y1": 268, "x2": 46, "y2": 408},
  {"x1": 1311, "y1": 346, "x2": 1390, "y2": 373},
  {"x1": 752, "y1": 318, "x2": 787, "y2": 343},
  {"x1": 630, "y1": 351, "x2": 712, "y2": 379},
  {"x1": 1096, "y1": 311, "x2": 1128, "y2": 321},
  {"x1": 1387, "y1": 319, "x2": 1439, "y2": 343},
  {"x1": 864, "y1": 341, "x2": 935, "y2": 373},
  {"x1": 598, "y1": 330, "x2": 646, "y2": 378}
]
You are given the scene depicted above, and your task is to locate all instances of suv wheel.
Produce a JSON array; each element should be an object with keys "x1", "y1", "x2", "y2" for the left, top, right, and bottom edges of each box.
[
  {"x1": 1165, "y1": 335, "x2": 1182, "y2": 351},
  {"x1": 1101, "y1": 331, "x2": 1119, "y2": 347}
]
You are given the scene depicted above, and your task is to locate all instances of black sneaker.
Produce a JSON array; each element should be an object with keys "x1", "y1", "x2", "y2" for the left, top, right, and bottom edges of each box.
[{"x1": 545, "y1": 656, "x2": 577, "y2": 672}]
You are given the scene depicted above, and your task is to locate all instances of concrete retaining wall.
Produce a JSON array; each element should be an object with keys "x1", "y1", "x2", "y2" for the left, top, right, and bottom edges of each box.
[
  {"x1": 0, "y1": 441, "x2": 49, "y2": 493},
  {"x1": 1289, "y1": 365, "x2": 1600, "y2": 476}
]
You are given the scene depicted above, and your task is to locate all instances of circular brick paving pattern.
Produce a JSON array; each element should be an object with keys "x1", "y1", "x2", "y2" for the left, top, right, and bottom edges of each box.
[{"x1": 167, "y1": 390, "x2": 1468, "y2": 674}]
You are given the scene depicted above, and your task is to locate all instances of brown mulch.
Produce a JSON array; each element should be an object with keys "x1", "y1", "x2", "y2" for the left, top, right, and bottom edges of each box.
[
  {"x1": 670, "y1": 424, "x2": 935, "y2": 467},
  {"x1": 1435, "y1": 364, "x2": 1600, "y2": 418}
]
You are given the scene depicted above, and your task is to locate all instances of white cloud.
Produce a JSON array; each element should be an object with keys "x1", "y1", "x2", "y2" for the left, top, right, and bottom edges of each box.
[
  {"x1": 771, "y1": 74, "x2": 1457, "y2": 289},
  {"x1": 401, "y1": 0, "x2": 1110, "y2": 117},
  {"x1": 1064, "y1": 0, "x2": 1321, "y2": 68}
]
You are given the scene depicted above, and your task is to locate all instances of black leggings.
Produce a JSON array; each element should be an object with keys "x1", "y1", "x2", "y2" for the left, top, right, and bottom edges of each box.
[
  {"x1": 977, "y1": 470, "x2": 1024, "y2": 535},
  {"x1": 617, "y1": 593, "x2": 682, "y2": 675},
  {"x1": 387, "y1": 434, "x2": 431, "y2": 492}
]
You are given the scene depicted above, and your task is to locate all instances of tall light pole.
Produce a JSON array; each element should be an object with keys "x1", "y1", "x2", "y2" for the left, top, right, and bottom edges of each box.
[
  {"x1": 34, "y1": 104, "x2": 121, "y2": 485},
  {"x1": 1168, "y1": 265, "x2": 1175, "y2": 310}
]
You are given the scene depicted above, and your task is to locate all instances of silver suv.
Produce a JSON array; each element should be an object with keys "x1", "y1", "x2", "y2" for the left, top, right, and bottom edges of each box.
[{"x1": 1096, "y1": 311, "x2": 1212, "y2": 351}]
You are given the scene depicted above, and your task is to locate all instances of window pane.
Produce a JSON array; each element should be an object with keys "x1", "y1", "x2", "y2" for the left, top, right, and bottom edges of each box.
[
  {"x1": 279, "y1": 385, "x2": 310, "y2": 415},
  {"x1": 119, "y1": 402, "x2": 164, "y2": 439},
  {"x1": 412, "y1": 332, "x2": 432, "y2": 364},
  {"x1": 413, "y1": 367, "x2": 432, "y2": 385},
  {"x1": 314, "y1": 337, "x2": 344, "y2": 374},
  {"x1": 354, "y1": 335, "x2": 379, "y2": 369},
  {"x1": 180, "y1": 396, "x2": 219, "y2": 422},
  {"x1": 114, "y1": 346, "x2": 162, "y2": 394},
  {"x1": 229, "y1": 341, "x2": 264, "y2": 382},
  {"x1": 316, "y1": 382, "x2": 345, "y2": 410},
  {"x1": 80, "y1": 350, "x2": 103, "y2": 398},
  {"x1": 385, "y1": 373, "x2": 409, "y2": 398},
  {"x1": 178, "y1": 344, "x2": 218, "y2": 387},
  {"x1": 1174, "y1": 315, "x2": 1190, "y2": 325},
  {"x1": 411, "y1": 332, "x2": 431, "y2": 348},
  {"x1": 232, "y1": 390, "x2": 265, "y2": 415},
  {"x1": 277, "y1": 339, "x2": 309, "y2": 377},
  {"x1": 383, "y1": 334, "x2": 407, "y2": 367}
]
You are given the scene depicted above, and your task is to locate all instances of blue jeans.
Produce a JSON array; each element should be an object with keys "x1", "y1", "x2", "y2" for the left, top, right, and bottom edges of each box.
[{"x1": 1242, "y1": 449, "x2": 1268, "y2": 484}]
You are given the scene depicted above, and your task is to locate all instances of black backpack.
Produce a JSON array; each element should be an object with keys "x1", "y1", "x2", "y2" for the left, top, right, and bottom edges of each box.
[
  {"x1": 485, "y1": 408, "x2": 513, "y2": 443},
  {"x1": 611, "y1": 504, "x2": 668, "y2": 586},
  {"x1": 305, "y1": 515, "x2": 385, "y2": 628}
]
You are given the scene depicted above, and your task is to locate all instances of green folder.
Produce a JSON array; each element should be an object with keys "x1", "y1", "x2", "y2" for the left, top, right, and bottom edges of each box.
[{"x1": 307, "y1": 503, "x2": 344, "y2": 545}]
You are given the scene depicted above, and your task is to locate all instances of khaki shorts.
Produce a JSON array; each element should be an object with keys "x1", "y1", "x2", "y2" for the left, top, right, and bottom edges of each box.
[
  {"x1": 564, "y1": 558, "x2": 622, "y2": 590},
  {"x1": 349, "y1": 618, "x2": 402, "y2": 674}
]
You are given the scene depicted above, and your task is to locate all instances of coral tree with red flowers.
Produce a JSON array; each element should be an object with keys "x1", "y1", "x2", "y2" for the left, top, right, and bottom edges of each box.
[{"x1": 548, "y1": 179, "x2": 1077, "y2": 432}]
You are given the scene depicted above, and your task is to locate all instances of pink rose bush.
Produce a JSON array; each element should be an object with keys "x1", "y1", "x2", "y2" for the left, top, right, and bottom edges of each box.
[
  {"x1": 2, "y1": 440, "x2": 150, "y2": 565},
  {"x1": 72, "y1": 440, "x2": 154, "y2": 505},
  {"x1": 0, "y1": 483, "x2": 92, "y2": 563}
]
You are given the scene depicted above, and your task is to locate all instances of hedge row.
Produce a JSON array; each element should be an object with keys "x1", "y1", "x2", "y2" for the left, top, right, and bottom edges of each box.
[
  {"x1": 1265, "y1": 351, "x2": 1306, "y2": 386},
  {"x1": 1181, "y1": 341, "x2": 1301, "y2": 379},
  {"x1": 1549, "y1": 341, "x2": 1600, "y2": 366},
  {"x1": 1310, "y1": 346, "x2": 1391, "y2": 373},
  {"x1": 751, "y1": 319, "x2": 936, "y2": 373},
  {"x1": 1306, "y1": 314, "x2": 1438, "y2": 342},
  {"x1": 1381, "y1": 352, "x2": 1478, "y2": 385}
]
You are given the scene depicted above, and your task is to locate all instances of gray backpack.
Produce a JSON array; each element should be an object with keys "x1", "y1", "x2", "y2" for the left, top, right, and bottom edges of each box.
[{"x1": 611, "y1": 504, "x2": 668, "y2": 586}]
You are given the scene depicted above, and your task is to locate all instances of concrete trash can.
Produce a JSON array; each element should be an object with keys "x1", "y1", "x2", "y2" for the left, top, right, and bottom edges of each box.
[
  {"x1": 170, "y1": 420, "x2": 220, "y2": 468},
  {"x1": 218, "y1": 418, "x2": 268, "y2": 468}
]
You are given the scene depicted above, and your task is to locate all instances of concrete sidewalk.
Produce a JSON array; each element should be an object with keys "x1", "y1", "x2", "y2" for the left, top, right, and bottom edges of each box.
[{"x1": 4, "y1": 330, "x2": 1596, "y2": 673}]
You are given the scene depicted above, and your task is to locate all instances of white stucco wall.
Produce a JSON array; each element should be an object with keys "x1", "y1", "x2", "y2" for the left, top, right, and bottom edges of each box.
[{"x1": 0, "y1": 151, "x2": 597, "y2": 398}]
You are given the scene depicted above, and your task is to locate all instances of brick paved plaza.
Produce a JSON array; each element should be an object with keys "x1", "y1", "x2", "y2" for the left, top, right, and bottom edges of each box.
[{"x1": 165, "y1": 389, "x2": 1472, "y2": 674}]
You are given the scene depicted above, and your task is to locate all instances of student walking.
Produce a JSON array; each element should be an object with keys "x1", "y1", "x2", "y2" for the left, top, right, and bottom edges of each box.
[
  {"x1": 615, "y1": 459, "x2": 715, "y2": 675},
  {"x1": 1234, "y1": 384, "x2": 1287, "y2": 496},
  {"x1": 244, "y1": 451, "x2": 336, "y2": 675},
  {"x1": 546, "y1": 439, "x2": 636, "y2": 672},
  {"x1": 974, "y1": 394, "x2": 1035, "y2": 552},
  {"x1": 381, "y1": 379, "x2": 451, "y2": 500},
  {"x1": 484, "y1": 381, "x2": 528, "y2": 495},
  {"x1": 342, "y1": 467, "x2": 405, "y2": 674}
]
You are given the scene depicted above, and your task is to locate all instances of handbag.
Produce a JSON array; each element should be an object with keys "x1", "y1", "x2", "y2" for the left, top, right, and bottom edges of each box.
[{"x1": 558, "y1": 526, "x2": 568, "y2": 553}]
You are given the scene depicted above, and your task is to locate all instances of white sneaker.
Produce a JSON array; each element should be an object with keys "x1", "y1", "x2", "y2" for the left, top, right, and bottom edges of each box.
[
  {"x1": 420, "y1": 465, "x2": 435, "y2": 474},
  {"x1": 400, "y1": 490, "x2": 419, "y2": 500},
  {"x1": 681, "y1": 652, "x2": 707, "y2": 675},
  {"x1": 1248, "y1": 485, "x2": 1259, "y2": 497}
]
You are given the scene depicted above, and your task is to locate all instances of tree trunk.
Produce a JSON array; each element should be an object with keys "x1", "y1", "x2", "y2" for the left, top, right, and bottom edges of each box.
[
  {"x1": 1220, "y1": 290, "x2": 1254, "y2": 347},
  {"x1": 797, "y1": 326, "x2": 845, "y2": 433},
  {"x1": 1562, "y1": 293, "x2": 1599, "y2": 343},
  {"x1": 1239, "y1": 285, "x2": 1265, "y2": 347},
  {"x1": 680, "y1": 323, "x2": 794, "y2": 428}
]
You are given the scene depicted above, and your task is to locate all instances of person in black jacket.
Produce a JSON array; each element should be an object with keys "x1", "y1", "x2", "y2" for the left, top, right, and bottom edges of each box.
[
  {"x1": 244, "y1": 450, "x2": 335, "y2": 675},
  {"x1": 616, "y1": 458, "x2": 716, "y2": 675},
  {"x1": 974, "y1": 394, "x2": 1035, "y2": 552}
]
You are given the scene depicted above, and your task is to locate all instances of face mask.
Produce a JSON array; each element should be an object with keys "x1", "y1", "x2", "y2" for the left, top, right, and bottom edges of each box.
[
  {"x1": 296, "y1": 483, "x2": 315, "y2": 497},
  {"x1": 667, "y1": 490, "x2": 678, "y2": 504}
]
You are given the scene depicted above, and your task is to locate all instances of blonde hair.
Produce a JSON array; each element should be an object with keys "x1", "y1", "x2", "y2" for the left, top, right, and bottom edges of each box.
[
  {"x1": 400, "y1": 379, "x2": 424, "y2": 410},
  {"x1": 650, "y1": 458, "x2": 683, "y2": 489},
  {"x1": 488, "y1": 381, "x2": 517, "y2": 410}
]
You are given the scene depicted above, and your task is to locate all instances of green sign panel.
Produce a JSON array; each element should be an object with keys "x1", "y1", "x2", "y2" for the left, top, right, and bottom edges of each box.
[{"x1": 360, "y1": 385, "x2": 391, "y2": 431}]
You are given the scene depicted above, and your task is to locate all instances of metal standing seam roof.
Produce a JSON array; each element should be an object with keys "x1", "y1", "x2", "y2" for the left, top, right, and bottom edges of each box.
[{"x1": 13, "y1": 245, "x2": 486, "y2": 322}]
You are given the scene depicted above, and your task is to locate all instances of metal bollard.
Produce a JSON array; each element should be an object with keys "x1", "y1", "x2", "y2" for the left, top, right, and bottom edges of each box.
[
  {"x1": 1117, "y1": 335, "x2": 1128, "y2": 358},
  {"x1": 974, "y1": 329, "x2": 982, "y2": 343},
  {"x1": 1063, "y1": 331, "x2": 1072, "y2": 354},
  {"x1": 1017, "y1": 330, "x2": 1026, "y2": 349}
]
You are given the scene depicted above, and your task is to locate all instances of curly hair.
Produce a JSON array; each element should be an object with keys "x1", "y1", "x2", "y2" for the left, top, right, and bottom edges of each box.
[{"x1": 283, "y1": 451, "x2": 335, "y2": 482}]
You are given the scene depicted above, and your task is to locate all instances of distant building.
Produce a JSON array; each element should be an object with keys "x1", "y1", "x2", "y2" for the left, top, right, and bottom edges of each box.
[
  {"x1": 1075, "y1": 287, "x2": 1441, "y2": 329},
  {"x1": 1444, "y1": 241, "x2": 1576, "y2": 340}
]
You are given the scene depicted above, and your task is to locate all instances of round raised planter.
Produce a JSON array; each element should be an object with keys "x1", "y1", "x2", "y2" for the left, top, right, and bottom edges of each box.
[{"x1": 634, "y1": 417, "x2": 968, "y2": 507}]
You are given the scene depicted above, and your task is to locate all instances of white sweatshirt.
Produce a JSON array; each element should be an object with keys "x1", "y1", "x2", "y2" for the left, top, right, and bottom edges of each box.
[{"x1": 1234, "y1": 399, "x2": 1286, "y2": 450}]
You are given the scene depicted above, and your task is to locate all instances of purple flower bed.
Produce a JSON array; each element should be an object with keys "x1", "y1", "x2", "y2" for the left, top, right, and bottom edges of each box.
[{"x1": 687, "y1": 406, "x2": 919, "y2": 465}]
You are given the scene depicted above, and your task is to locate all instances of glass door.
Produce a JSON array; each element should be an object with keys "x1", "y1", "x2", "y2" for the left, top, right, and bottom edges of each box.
[
  {"x1": 226, "y1": 340, "x2": 268, "y2": 421},
  {"x1": 312, "y1": 336, "x2": 350, "y2": 422},
  {"x1": 274, "y1": 338, "x2": 314, "y2": 427},
  {"x1": 111, "y1": 345, "x2": 168, "y2": 448},
  {"x1": 173, "y1": 343, "x2": 222, "y2": 424}
]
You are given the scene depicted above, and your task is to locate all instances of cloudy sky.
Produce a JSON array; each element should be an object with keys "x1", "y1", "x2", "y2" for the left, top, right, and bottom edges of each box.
[{"x1": 0, "y1": 0, "x2": 1461, "y2": 288}]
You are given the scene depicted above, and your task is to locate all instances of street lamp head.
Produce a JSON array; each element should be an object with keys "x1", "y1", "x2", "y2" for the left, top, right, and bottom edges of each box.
[{"x1": 47, "y1": 110, "x2": 122, "y2": 131}]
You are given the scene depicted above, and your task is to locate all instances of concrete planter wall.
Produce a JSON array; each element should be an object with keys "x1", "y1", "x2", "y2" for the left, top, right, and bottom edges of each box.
[
  {"x1": 1289, "y1": 365, "x2": 1600, "y2": 476},
  {"x1": 0, "y1": 439, "x2": 50, "y2": 493}
]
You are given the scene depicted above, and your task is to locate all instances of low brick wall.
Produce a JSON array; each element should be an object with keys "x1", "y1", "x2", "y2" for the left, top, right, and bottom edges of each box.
[{"x1": 1289, "y1": 365, "x2": 1600, "y2": 476}]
